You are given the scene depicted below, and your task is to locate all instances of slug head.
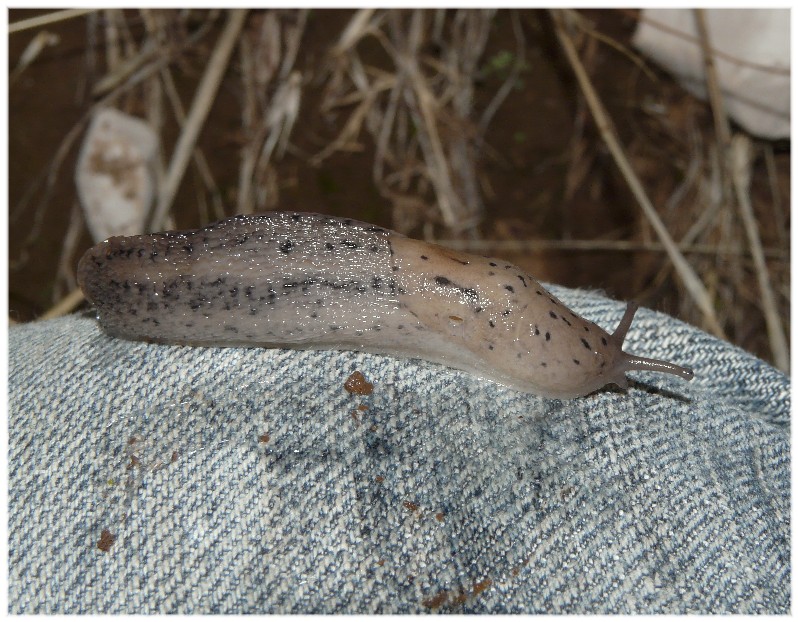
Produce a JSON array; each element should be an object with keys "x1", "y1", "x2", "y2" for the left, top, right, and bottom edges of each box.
[
  {"x1": 508, "y1": 300, "x2": 693, "y2": 399},
  {"x1": 567, "y1": 301, "x2": 693, "y2": 398}
]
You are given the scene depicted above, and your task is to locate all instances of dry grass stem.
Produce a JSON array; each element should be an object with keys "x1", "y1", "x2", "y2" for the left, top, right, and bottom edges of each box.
[
  {"x1": 317, "y1": 9, "x2": 499, "y2": 233},
  {"x1": 479, "y1": 11, "x2": 526, "y2": 131},
  {"x1": 433, "y1": 237, "x2": 788, "y2": 260},
  {"x1": 577, "y1": 18, "x2": 659, "y2": 84},
  {"x1": 160, "y1": 66, "x2": 225, "y2": 222},
  {"x1": 237, "y1": 10, "x2": 307, "y2": 214},
  {"x1": 10, "y1": 30, "x2": 60, "y2": 85},
  {"x1": 551, "y1": 9, "x2": 725, "y2": 338},
  {"x1": 53, "y1": 202, "x2": 85, "y2": 301},
  {"x1": 8, "y1": 8, "x2": 96, "y2": 34},
  {"x1": 730, "y1": 136, "x2": 789, "y2": 371},
  {"x1": 150, "y1": 8, "x2": 249, "y2": 231},
  {"x1": 763, "y1": 144, "x2": 787, "y2": 251},
  {"x1": 694, "y1": 9, "x2": 732, "y2": 205},
  {"x1": 91, "y1": 40, "x2": 159, "y2": 97},
  {"x1": 39, "y1": 289, "x2": 85, "y2": 321}
]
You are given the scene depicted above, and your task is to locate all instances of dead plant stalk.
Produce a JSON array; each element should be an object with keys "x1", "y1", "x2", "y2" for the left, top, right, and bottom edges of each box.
[
  {"x1": 551, "y1": 9, "x2": 725, "y2": 338},
  {"x1": 150, "y1": 9, "x2": 249, "y2": 231}
]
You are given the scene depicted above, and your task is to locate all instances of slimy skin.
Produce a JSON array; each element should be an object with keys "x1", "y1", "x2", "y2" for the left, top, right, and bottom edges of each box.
[{"x1": 77, "y1": 212, "x2": 694, "y2": 398}]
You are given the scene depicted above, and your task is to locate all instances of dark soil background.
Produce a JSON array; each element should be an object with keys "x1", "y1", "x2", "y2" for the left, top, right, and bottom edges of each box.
[{"x1": 8, "y1": 9, "x2": 790, "y2": 367}]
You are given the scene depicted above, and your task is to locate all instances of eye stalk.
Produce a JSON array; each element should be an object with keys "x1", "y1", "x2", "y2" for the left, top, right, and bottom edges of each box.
[{"x1": 614, "y1": 301, "x2": 694, "y2": 381}]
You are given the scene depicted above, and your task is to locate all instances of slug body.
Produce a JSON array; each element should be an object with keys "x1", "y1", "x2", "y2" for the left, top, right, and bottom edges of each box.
[{"x1": 78, "y1": 212, "x2": 694, "y2": 398}]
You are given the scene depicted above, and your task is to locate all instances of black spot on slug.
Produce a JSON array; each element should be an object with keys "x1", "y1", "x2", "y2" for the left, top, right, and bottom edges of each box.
[
  {"x1": 517, "y1": 275, "x2": 527, "y2": 287},
  {"x1": 581, "y1": 338, "x2": 591, "y2": 350},
  {"x1": 421, "y1": 255, "x2": 429, "y2": 260},
  {"x1": 573, "y1": 359, "x2": 581, "y2": 365},
  {"x1": 489, "y1": 320, "x2": 495, "y2": 328},
  {"x1": 549, "y1": 311, "x2": 557, "y2": 319},
  {"x1": 435, "y1": 276, "x2": 451, "y2": 286},
  {"x1": 325, "y1": 242, "x2": 334, "y2": 251},
  {"x1": 462, "y1": 288, "x2": 479, "y2": 305},
  {"x1": 545, "y1": 332, "x2": 551, "y2": 341},
  {"x1": 505, "y1": 285, "x2": 515, "y2": 293},
  {"x1": 340, "y1": 240, "x2": 359, "y2": 249},
  {"x1": 489, "y1": 262, "x2": 497, "y2": 267},
  {"x1": 601, "y1": 337, "x2": 608, "y2": 346}
]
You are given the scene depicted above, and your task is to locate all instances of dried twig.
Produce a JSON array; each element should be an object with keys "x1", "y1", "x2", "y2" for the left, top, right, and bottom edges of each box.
[
  {"x1": 53, "y1": 202, "x2": 85, "y2": 301},
  {"x1": 159, "y1": 65, "x2": 225, "y2": 222},
  {"x1": 762, "y1": 144, "x2": 787, "y2": 251},
  {"x1": 479, "y1": 11, "x2": 526, "y2": 131},
  {"x1": 317, "y1": 10, "x2": 496, "y2": 233},
  {"x1": 432, "y1": 237, "x2": 788, "y2": 260},
  {"x1": 9, "y1": 30, "x2": 60, "y2": 85},
  {"x1": 730, "y1": 135, "x2": 789, "y2": 372},
  {"x1": 150, "y1": 9, "x2": 249, "y2": 231},
  {"x1": 8, "y1": 8, "x2": 96, "y2": 34},
  {"x1": 39, "y1": 289, "x2": 85, "y2": 321},
  {"x1": 551, "y1": 9, "x2": 725, "y2": 337},
  {"x1": 237, "y1": 11, "x2": 307, "y2": 214}
]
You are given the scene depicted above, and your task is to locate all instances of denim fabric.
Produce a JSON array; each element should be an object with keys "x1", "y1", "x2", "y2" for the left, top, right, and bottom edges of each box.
[{"x1": 8, "y1": 285, "x2": 789, "y2": 613}]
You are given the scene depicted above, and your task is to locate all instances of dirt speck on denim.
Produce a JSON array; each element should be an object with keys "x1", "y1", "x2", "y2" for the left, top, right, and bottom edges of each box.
[{"x1": 8, "y1": 286, "x2": 789, "y2": 613}]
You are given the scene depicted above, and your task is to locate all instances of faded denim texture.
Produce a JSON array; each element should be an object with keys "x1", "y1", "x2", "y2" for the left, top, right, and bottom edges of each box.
[{"x1": 8, "y1": 285, "x2": 790, "y2": 613}]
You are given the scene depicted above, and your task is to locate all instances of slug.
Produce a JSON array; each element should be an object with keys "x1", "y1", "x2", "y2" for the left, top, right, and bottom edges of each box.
[{"x1": 77, "y1": 212, "x2": 694, "y2": 398}]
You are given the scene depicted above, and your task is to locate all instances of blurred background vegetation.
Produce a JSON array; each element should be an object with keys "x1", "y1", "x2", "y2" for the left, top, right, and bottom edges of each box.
[{"x1": 8, "y1": 8, "x2": 790, "y2": 370}]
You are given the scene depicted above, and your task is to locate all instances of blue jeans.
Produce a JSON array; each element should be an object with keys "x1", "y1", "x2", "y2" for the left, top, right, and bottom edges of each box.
[{"x1": 8, "y1": 285, "x2": 789, "y2": 613}]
